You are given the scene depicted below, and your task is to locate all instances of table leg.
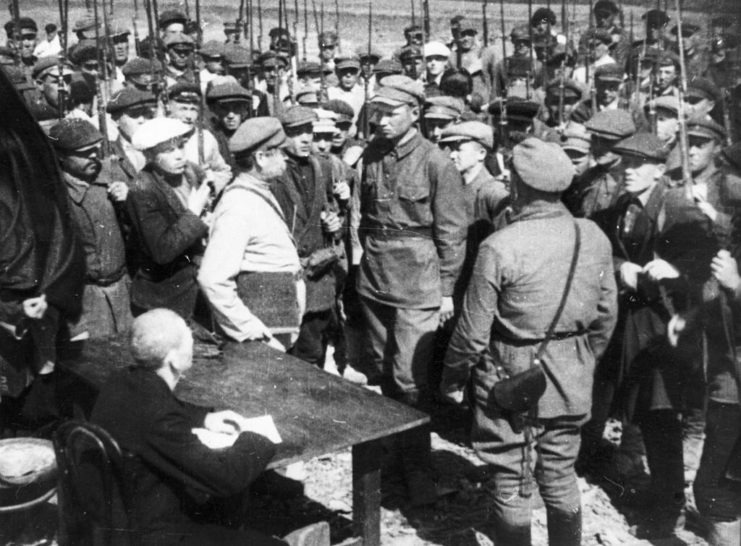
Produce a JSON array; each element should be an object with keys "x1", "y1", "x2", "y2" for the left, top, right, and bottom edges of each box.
[{"x1": 352, "y1": 439, "x2": 382, "y2": 546}]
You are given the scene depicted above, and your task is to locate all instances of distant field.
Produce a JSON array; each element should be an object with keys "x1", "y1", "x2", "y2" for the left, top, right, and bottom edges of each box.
[{"x1": 13, "y1": 0, "x2": 732, "y2": 61}]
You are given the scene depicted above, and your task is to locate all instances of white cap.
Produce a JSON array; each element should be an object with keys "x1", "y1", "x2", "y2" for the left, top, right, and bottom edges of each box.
[
  {"x1": 132, "y1": 117, "x2": 192, "y2": 151},
  {"x1": 424, "y1": 41, "x2": 451, "y2": 59},
  {"x1": 313, "y1": 108, "x2": 338, "y2": 133}
]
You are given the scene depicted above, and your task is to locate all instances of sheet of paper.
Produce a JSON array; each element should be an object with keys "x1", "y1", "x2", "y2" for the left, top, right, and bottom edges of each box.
[
  {"x1": 191, "y1": 428, "x2": 239, "y2": 449},
  {"x1": 192, "y1": 415, "x2": 282, "y2": 449}
]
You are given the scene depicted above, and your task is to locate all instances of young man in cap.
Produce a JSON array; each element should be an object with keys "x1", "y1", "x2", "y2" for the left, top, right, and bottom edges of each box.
[
  {"x1": 492, "y1": 26, "x2": 543, "y2": 99},
  {"x1": 318, "y1": 30, "x2": 339, "y2": 76},
  {"x1": 654, "y1": 51, "x2": 681, "y2": 100},
  {"x1": 271, "y1": 106, "x2": 347, "y2": 367},
  {"x1": 110, "y1": 25, "x2": 132, "y2": 82},
  {"x1": 256, "y1": 51, "x2": 290, "y2": 116},
  {"x1": 567, "y1": 109, "x2": 636, "y2": 218},
  {"x1": 327, "y1": 56, "x2": 364, "y2": 124},
  {"x1": 32, "y1": 22, "x2": 61, "y2": 58},
  {"x1": 424, "y1": 41, "x2": 452, "y2": 95},
  {"x1": 222, "y1": 48, "x2": 270, "y2": 116},
  {"x1": 7, "y1": 17, "x2": 38, "y2": 69},
  {"x1": 573, "y1": 29, "x2": 617, "y2": 87},
  {"x1": 164, "y1": 33, "x2": 196, "y2": 87},
  {"x1": 558, "y1": 121, "x2": 592, "y2": 177},
  {"x1": 121, "y1": 57, "x2": 164, "y2": 92},
  {"x1": 158, "y1": 9, "x2": 188, "y2": 40},
  {"x1": 441, "y1": 137, "x2": 617, "y2": 546},
  {"x1": 126, "y1": 118, "x2": 211, "y2": 319},
  {"x1": 543, "y1": 78, "x2": 583, "y2": 128},
  {"x1": 198, "y1": 117, "x2": 303, "y2": 350},
  {"x1": 358, "y1": 75, "x2": 467, "y2": 505},
  {"x1": 91, "y1": 308, "x2": 329, "y2": 546},
  {"x1": 685, "y1": 76, "x2": 723, "y2": 124},
  {"x1": 587, "y1": 133, "x2": 690, "y2": 538},
  {"x1": 107, "y1": 86, "x2": 157, "y2": 175},
  {"x1": 399, "y1": 45, "x2": 425, "y2": 82},
  {"x1": 594, "y1": 0, "x2": 631, "y2": 67},
  {"x1": 167, "y1": 82, "x2": 233, "y2": 194},
  {"x1": 198, "y1": 40, "x2": 227, "y2": 93},
  {"x1": 49, "y1": 118, "x2": 132, "y2": 340},
  {"x1": 322, "y1": 98, "x2": 364, "y2": 163},
  {"x1": 423, "y1": 95, "x2": 464, "y2": 143},
  {"x1": 206, "y1": 79, "x2": 256, "y2": 169},
  {"x1": 32, "y1": 55, "x2": 73, "y2": 113}
]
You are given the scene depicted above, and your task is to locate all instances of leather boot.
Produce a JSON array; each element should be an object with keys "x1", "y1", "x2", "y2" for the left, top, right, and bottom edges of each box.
[
  {"x1": 706, "y1": 518, "x2": 741, "y2": 546},
  {"x1": 491, "y1": 521, "x2": 531, "y2": 546},
  {"x1": 547, "y1": 506, "x2": 582, "y2": 546}
]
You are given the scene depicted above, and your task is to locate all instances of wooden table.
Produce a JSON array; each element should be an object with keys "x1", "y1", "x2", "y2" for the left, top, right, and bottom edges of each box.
[{"x1": 60, "y1": 337, "x2": 429, "y2": 546}]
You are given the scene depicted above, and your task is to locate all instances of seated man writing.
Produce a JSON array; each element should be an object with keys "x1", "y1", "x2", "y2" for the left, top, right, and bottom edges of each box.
[{"x1": 91, "y1": 308, "x2": 328, "y2": 546}]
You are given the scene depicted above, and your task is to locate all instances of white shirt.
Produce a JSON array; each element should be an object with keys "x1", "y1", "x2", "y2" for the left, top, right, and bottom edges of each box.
[
  {"x1": 327, "y1": 84, "x2": 366, "y2": 124},
  {"x1": 198, "y1": 173, "x2": 301, "y2": 342},
  {"x1": 572, "y1": 54, "x2": 616, "y2": 86},
  {"x1": 33, "y1": 36, "x2": 62, "y2": 58}
]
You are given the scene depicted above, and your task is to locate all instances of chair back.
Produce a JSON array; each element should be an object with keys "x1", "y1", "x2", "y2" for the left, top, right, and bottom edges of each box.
[{"x1": 53, "y1": 420, "x2": 137, "y2": 546}]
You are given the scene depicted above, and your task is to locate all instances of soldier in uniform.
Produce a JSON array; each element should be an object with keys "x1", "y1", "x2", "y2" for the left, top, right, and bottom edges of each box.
[
  {"x1": 441, "y1": 137, "x2": 617, "y2": 546},
  {"x1": 107, "y1": 87, "x2": 157, "y2": 178},
  {"x1": 164, "y1": 33, "x2": 197, "y2": 87},
  {"x1": 399, "y1": 45, "x2": 424, "y2": 82},
  {"x1": 594, "y1": 0, "x2": 631, "y2": 67},
  {"x1": 121, "y1": 57, "x2": 164, "y2": 92},
  {"x1": 493, "y1": 26, "x2": 543, "y2": 99},
  {"x1": 206, "y1": 80, "x2": 254, "y2": 170},
  {"x1": 423, "y1": 95, "x2": 463, "y2": 143},
  {"x1": 357, "y1": 75, "x2": 467, "y2": 505}
]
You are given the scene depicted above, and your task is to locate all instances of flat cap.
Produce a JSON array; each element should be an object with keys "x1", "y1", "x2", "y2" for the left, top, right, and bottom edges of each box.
[
  {"x1": 594, "y1": 0, "x2": 619, "y2": 15},
  {"x1": 613, "y1": 132, "x2": 669, "y2": 161},
  {"x1": 595, "y1": 62, "x2": 624, "y2": 82},
  {"x1": 297, "y1": 60, "x2": 331, "y2": 77},
  {"x1": 642, "y1": 9, "x2": 670, "y2": 28},
  {"x1": 200, "y1": 40, "x2": 226, "y2": 58},
  {"x1": 122, "y1": 57, "x2": 163, "y2": 76},
  {"x1": 374, "y1": 58, "x2": 403, "y2": 76},
  {"x1": 168, "y1": 81, "x2": 201, "y2": 103},
  {"x1": 335, "y1": 57, "x2": 361, "y2": 71},
  {"x1": 48, "y1": 118, "x2": 102, "y2": 151},
  {"x1": 269, "y1": 27, "x2": 291, "y2": 39},
  {"x1": 32, "y1": 55, "x2": 73, "y2": 80},
  {"x1": 164, "y1": 33, "x2": 195, "y2": 48},
  {"x1": 258, "y1": 50, "x2": 288, "y2": 68},
  {"x1": 318, "y1": 30, "x2": 338, "y2": 46},
  {"x1": 295, "y1": 86, "x2": 320, "y2": 106},
  {"x1": 107, "y1": 87, "x2": 157, "y2": 114},
  {"x1": 644, "y1": 95, "x2": 680, "y2": 116},
  {"x1": 687, "y1": 76, "x2": 722, "y2": 104},
  {"x1": 229, "y1": 116, "x2": 287, "y2": 154},
  {"x1": 439, "y1": 121, "x2": 493, "y2": 149},
  {"x1": 72, "y1": 16, "x2": 97, "y2": 32},
  {"x1": 532, "y1": 7, "x2": 557, "y2": 26},
  {"x1": 70, "y1": 39, "x2": 98, "y2": 64},
  {"x1": 488, "y1": 98, "x2": 540, "y2": 122},
  {"x1": 424, "y1": 95, "x2": 464, "y2": 119},
  {"x1": 424, "y1": 41, "x2": 451, "y2": 58},
  {"x1": 510, "y1": 25, "x2": 532, "y2": 42},
  {"x1": 158, "y1": 9, "x2": 188, "y2": 29},
  {"x1": 132, "y1": 118, "x2": 192, "y2": 151},
  {"x1": 585, "y1": 109, "x2": 636, "y2": 140},
  {"x1": 322, "y1": 98, "x2": 355, "y2": 123},
  {"x1": 223, "y1": 22, "x2": 237, "y2": 32},
  {"x1": 686, "y1": 114, "x2": 727, "y2": 142},
  {"x1": 513, "y1": 137, "x2": 575, "y2": 192},
  {"x1": 109, "y1": 24, "x2": 131, "y2": 40},
  {"x1": 657, "y1": 50, "x2": 680, "y2": 67},
  {"x1": 223, "y1": 45, "x2": 253, "y2": 67},
  {"x1": 372, "y1": 75, "x2": 425, "y2": 106},
  {"x1": 206, "y1": 80, "x2": 251, "y2": 103},
  {"x1": 404, "y1": 24, "x2": 423, "y2": 35},
  {"x1": 398, "y1": 45, "x2": 423, "y2": 61},
  {"x1": 313, "y1": 108, "x2": 338, "y2": 133},
  {"x1": 559, "y1": 122, "x2": 591, "y2": 153},
  {"x1": 545, "y1": 78, "x2": 583, "y2": 100},
  {"x1": 356, "y1": 46, "x2": 383, "y2": 64},
  {"x1": 280, "y1": 105, "x2": 318, "y2": 128}
]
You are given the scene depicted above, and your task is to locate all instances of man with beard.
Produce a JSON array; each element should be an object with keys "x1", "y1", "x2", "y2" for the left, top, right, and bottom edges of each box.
[
  {"x1": 357, "y1": 75, "x2": 467, "y2": 505},
  {"x1": 49, "y1": 119, "x2": 132, "y2": 340},
  {"x1": 198, "y1": 117, "x2": 303, "y2": 350}
]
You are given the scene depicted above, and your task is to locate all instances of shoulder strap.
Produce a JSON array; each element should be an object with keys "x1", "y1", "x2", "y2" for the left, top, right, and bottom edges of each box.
[
  {"x1": 535, "y1": 220, "x2": 582, "y2": 361},
  {"x1": 230, "y1": 185, "x2": 286, "y2": 222}
]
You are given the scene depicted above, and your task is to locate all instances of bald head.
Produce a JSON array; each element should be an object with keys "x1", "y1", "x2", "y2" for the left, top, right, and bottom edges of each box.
[{"x1": 130, "y1": 308, "x2": 192, "y2": 370}]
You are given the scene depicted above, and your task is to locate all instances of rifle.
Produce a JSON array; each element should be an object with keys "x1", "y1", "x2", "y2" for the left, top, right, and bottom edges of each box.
[
  {"x1": 184, "y1": 0, "x2": 190, "y2": 21},
  {"x1": 410, "y1": 0, "x2": 415, "y2": 28},
  {"x1": 294, "y1": 0, "x2": 300, "y2": 58},
  {"x1": 92, "y1": 0, "x2": 111, "y2": 158},
  {"x1": 422, "y1": 0, "x2": 430, "y2": 43},
  {"x1": 57, "y1": 0, "x2": 69, "y2": 118},
  {"x1": 674, "y1": 0, "x2": 693, "y2": 200},
  {"x1": 303, "y1": 0, "x2": 308, "y2": 61},
  {"x1": 561, "y1": 0, "x2": 567, "y2": 43},
  {"x1": 194, "y1": 0, "x2": 204, "y2": 166},
  {"x1": 100, "y1": 0, "x2": 115, "y2": 98},
  {"x1": 257, "y1": 0, "x2": 263, "y2": 51},
  {"x1": 527, "y1": 0, "x2": 533, "y2": 99},
  {"x1": 499, "y1": 0, "x2": 509, "y2": 148},
  {"x1": 334, "y1": 0, "x2": 340, "y2": 54},
  {"x1": 236, "y1": 0, "x2": 246, "y2": 44},
  {"x1": 618, "y1": 0, "x2": 624, "y2": 30},
  {"x1": 482, "y1": 0, "x2": 489, "y2": 46},
  {"x1": 285, "y1": 0, "x2": 297, "y2": 105},
  {"x1": 312, "y1": 0, "x2": 328, "y2": 102},
  {"x1": 11, "y1": 0, "x2": 20, "y2": 66},
  {"x1": 363, "y1": 0, "x2": 372, "y2": 139}
]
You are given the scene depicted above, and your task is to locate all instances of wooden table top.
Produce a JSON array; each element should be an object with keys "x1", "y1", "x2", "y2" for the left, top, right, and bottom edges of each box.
[{"x1": 61, "y1": 337, "x2": 429, "y2": 468}]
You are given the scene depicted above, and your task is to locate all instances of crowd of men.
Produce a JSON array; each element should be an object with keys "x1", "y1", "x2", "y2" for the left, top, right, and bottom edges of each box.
[{"x1": 2, "y1": 1, "x2": 741, "y2": 544}]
